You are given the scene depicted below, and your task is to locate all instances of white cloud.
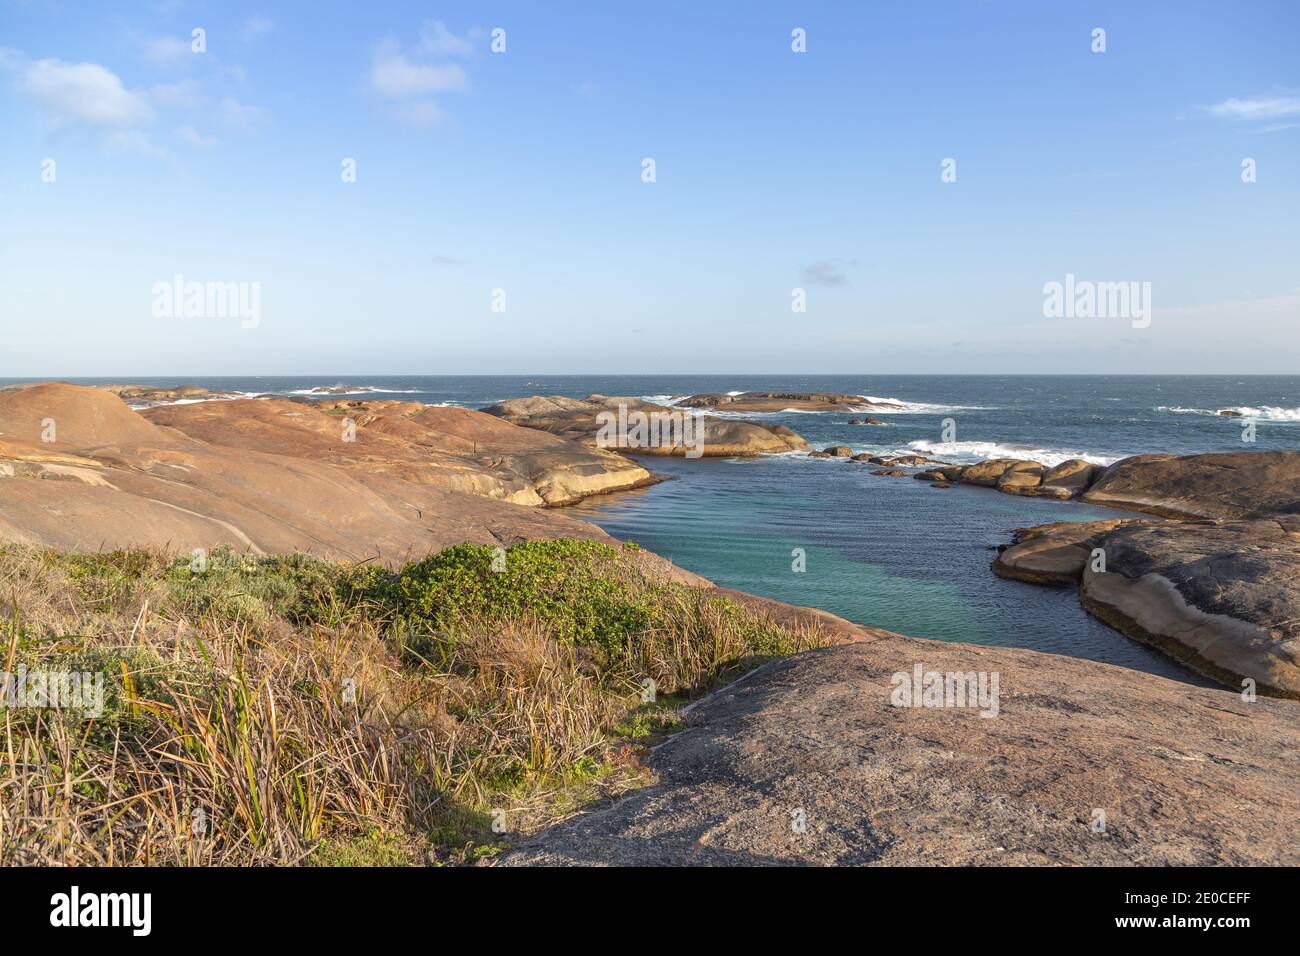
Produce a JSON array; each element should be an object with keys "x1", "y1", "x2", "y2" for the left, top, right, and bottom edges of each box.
[
  {"x1": 419, "y1": 21, "x2": 475, "y2": 59},
  {"x1": 149, "y1": 79, "x2": 203, "y2": 108},
  {"x1": 1206, "y1": 96, "x2": 1300, "y2": 121},
  {"x1": 218, "y1": 96, "x2": 265, "y2": 125},
  {"x1": 20, "y1": 58, "x2": 153, "y2": 127},
  {"x1": 369, "y1": 47, "x2": 466, "y2": 98},
  {"x1": 143, "y1": 35, "x2": 193, "y2": 67},
  {"x1": 176, "y1": 125, "x2": 216, "y2": 147},
  {"x1": 243, "y1": 17, "x2": 275, "y2": 40},
  {"x1": 103, "y1": 129, "x2": 171, "y2": 159}
]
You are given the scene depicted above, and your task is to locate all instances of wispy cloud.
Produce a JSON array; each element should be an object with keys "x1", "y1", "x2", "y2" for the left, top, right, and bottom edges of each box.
[
  {"x1": 175, "y1": 125, "x2": 216, "y2": 147},
  {"x1": 18, "y1": 57, "x2": 154, "y2": 127},
  {"x1": 218, "y1": 96, "x2": 265, "y2": 126},
  {"x1": 367, "y1": 24, "x2": 475, "y2": 126},
  {"x1": 243, "y1": 17, "x2": 275, "y2": 40},
  {"x1": 369, "y1": 47, "x2": 466, "y2": 98},
  {"x1": 142, "y1": 34, "x2": 193, "y2": 68},
  {"x1": 803, "y1": 259, "x2": 859, "y2": 288},
  {"x1": 419, "y1": 20, "x2": 476, "y2": 59},
  {"x1": 1205, "y1": 95, "x2": 1300, "y2": 121}
]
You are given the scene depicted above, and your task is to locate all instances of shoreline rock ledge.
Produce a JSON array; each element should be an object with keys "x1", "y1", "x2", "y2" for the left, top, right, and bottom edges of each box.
[
  {"x1": 995, "y1": 451, "x2": 1300, "y2": 697},
  {"x1": 500, "y1": 639, "x2": 1300, "y2": 865}
]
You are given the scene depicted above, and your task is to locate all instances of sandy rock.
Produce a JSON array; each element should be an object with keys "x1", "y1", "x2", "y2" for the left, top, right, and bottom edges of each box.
[
  {"x1": 823, "y1": 445, "x2": 854, "y2": 457},
  {"x1": 0, "y1": 384, "x2": 646, "y2": 563},
  {"x1": 144, "y1": 397, "x2": 656, "y2": 507}
]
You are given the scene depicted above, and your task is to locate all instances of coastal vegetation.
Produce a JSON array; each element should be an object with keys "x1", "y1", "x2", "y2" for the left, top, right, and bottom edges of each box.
[{"x1": 0, "y1": 539, "x2": 829, "y2": 866}]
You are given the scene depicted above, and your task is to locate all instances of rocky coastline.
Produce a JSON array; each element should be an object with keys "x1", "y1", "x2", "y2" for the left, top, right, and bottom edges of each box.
[{"x1": 3, "y1": 383, "x2": 1299, "y2": 863}]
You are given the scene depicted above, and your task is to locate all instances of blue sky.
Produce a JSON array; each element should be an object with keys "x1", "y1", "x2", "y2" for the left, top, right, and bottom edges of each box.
[{"x1": 1, "y1": 0, "x2": 1297, "y2": 375}]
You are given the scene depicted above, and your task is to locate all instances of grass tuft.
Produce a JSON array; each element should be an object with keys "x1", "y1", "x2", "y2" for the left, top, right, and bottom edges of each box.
[{"x1": 0, "y1": 540, "x2": 831, "y2": 865}]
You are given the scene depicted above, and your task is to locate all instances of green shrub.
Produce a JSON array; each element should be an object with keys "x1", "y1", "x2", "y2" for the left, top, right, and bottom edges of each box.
[{"x1": 381, "y1": 540, "x2": 661, "y2": 660}]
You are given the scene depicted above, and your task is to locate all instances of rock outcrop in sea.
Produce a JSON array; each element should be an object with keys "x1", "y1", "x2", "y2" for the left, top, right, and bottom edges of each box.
[
  {"x1": 482, "y1": 394, "x2": 809, "y2": 456},
  {"x1": 990, "y1": 452, "x2": 1300, "y2": 696},
  {"x1": 675, "y1": 391, "x2": 906, "y2": 413}
]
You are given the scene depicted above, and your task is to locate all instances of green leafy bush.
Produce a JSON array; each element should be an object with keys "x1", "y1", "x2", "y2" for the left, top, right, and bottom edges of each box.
[{"x1": 381, "y1": 540, "x2": 661, "y2": 659}]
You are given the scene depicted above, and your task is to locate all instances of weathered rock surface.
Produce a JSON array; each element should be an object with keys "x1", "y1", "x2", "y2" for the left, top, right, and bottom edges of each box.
[
  {"x1": 996, "y1": 503, "x2": 1300, "y2": 695},
  {"x1": 1080, "y1": 517, "x2": 1300, "y2": 696},
  {"x1": 482, "y1": 395, "x2": 808, "y2": 456},
  {"x1": 1036, "y1": 458, "x2": 1102, "y2": 498},
  {"x1": 995, "y1": 465, "x2": 1045, "y2": 495},
  {"x1": 675, "y1": 391, "x2": 905, "y2": 413},
  {"x1": 962, "y1": 458, "x2": 1041, "y2": 487},
  {"x1": 1082, "y1": 451, "x2": 1300, "y2": 520},
  {"x1": 822, "y1": 445, "x2": 854, "y2": 457},
  {"x1": 994, "y1": 519, "x2": 1142, "y2": 587},
  {"x1": 0, "y1": 384, "x2": 651, "y2": 562},
  {"x1": 144, "y1": 397, "x2": 656, "y2": 507},
  {"x1": 500, "y1": 639, "x2": 1300, "y2": 865},
  {"x1": 915, "y1": 466, "x2": 967, "y2": 483}
]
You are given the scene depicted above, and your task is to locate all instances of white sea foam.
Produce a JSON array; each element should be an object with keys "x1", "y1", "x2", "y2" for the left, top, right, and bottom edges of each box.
[
  {"x1": 1156, "y1": 404, "x2": 1300, "y2": 421},
  {"x1": 288, "y1": 386, "x2": 422, "y2": 396},
  {"x1": 907, "y1": 440, "x2": 1121, "y2": 467},
  {"x1": 126, "y1": 390, "x2": 269, "y2": 410}
]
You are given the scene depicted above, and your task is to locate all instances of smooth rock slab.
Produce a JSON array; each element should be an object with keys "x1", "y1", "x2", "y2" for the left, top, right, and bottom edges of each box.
[
  {"x1": 499, "y1": 640, "x2": 1300, "y2": 866},
  {"x1": 1081, "y1": 517, "x2": 1300, "y2": 696}
]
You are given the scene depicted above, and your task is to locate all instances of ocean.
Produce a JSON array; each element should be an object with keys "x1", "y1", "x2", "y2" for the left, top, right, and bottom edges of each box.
[{"x1": 9, "y1": 374, "x2": 1299, "y2": 685}]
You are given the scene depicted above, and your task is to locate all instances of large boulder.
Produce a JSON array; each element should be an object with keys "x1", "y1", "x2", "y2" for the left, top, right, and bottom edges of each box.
[
  {"x1": 961, "y1": 458, "x2": 1040, "y2": 487},
  {"x1": 1081, "y1": 517, "x2": 1300, "y2": 696},
  {"x1": 993, "y1": 519, "x2": 1141, "y2": 587},
  {"x1": 1034, "y1": 458, "x2": 1102, "y2": 499},
  {"x1": 1082, "y1": 451, "x2": 1300, "y2": 519},
  {"x1": 996, "y1": 465, "x2": 1046, "y2": 495}
]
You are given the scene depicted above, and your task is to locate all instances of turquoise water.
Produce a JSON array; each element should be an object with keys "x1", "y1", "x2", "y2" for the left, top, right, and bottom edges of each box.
[{"x1": 8, "y1": 374, "x2": 1298, "y2": 684}]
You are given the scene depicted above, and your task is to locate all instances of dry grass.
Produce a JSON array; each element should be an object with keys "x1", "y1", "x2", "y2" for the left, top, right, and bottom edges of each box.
[{"x1": 0, "y1": 542, "x2": 831, "y2": 866}]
